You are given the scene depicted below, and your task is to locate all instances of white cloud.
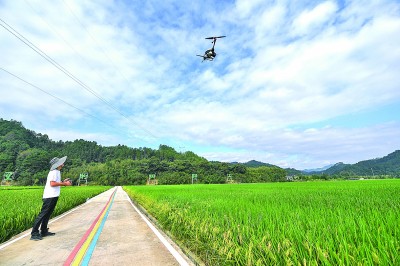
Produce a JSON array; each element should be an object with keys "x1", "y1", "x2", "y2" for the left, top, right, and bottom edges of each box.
[
  {"x1": 234, "y1": 0, "x2": 266, "y2": 19},
  {"x1": 292, "y1": 1, "x2": 338, "y2": 36},
  {"x1": 199, "y1": 122, "x2": 400, "y2": 169},
  {"x1": 1, "y1": 0, "x2": 400, "y2": 169}
]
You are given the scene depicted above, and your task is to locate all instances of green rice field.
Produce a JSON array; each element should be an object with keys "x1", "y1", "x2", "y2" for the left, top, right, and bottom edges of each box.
[
  {"x1": 124, "y1": 180, "x2": 400, "y2": 265},
  {"x1": 0, "y1": 186, "x2": 110, "y2": 243}
]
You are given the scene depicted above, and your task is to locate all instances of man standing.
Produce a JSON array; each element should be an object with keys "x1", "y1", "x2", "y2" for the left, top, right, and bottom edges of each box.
[{"x1": 30, "y1": 156, "x2": 72, "y2": 241}]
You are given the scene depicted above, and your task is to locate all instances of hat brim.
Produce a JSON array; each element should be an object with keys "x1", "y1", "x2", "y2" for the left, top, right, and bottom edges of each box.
[{"x1": 50, "y1": 156, "x2": 67, "y2": 170}]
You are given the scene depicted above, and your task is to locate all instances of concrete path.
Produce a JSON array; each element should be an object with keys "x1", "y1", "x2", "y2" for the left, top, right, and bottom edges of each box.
[{"x1": 0, "y1": 186, "x2": 194, "y2": 266}]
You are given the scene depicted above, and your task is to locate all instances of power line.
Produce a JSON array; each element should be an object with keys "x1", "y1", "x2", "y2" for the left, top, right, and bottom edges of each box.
[
  {"x1": 0, "y1": 67, "x2": 147, "y2": 143},
  {"x1": 0, "y1": 19, "x2": 102, "y2": 101},
  {"x1": 61, "y1": 0, "x2": 133, "y2": 86},
  {"x1": 1, "y1": 67, "x2": 110, "y2": 128},
  {"x1": 0, "y1": 18, "x2": 157, "y2": 139},
  {"x1": 23, "y1": 0, "x2": 121, "y2": 104}
]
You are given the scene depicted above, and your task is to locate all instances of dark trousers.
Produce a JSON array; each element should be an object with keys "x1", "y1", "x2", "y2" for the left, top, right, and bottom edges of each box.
[{"x1": 31, "y1": 197, "x2": 59, "y2": 235}]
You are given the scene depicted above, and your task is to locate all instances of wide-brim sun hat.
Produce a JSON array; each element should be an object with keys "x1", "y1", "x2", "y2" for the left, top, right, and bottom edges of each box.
[{"x1": 50, "y1": 156, "x2": 67, "y2": 170}]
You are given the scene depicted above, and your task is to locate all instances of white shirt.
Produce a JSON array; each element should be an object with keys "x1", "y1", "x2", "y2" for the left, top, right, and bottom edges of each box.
[{"x1": 43, "y1": 169, "x2": 61, "y2": 198}]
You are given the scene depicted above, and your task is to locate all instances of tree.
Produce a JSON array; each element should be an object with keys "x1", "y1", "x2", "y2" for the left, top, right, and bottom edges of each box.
[{"x1": 15, "y1": 148, "x2": 49, "y2": 185}]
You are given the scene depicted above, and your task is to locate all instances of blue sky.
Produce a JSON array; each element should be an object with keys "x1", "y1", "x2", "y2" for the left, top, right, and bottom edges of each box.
[{"x1": 1, "y1": 0, "x2": 399, "y2": 169}]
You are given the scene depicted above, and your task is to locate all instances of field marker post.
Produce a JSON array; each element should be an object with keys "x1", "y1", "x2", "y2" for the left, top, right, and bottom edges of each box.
[
  {"x1": 78, "y1": 173, "x2": 88, "y2": 186},
  {"x1": 148, "y1": 174, "x2": 157, "y2": 185},
  {"x1": 191, "y1": 174, "x2": 197, "y2": 184},
  {"x1": 1, "y1": 172, "x2": 13, "y2": 186}
]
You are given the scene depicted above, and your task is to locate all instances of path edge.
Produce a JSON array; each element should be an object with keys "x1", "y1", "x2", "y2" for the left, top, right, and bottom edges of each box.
[{"x1": 123, "y1": 187, "x2": 203, "y2": 266}]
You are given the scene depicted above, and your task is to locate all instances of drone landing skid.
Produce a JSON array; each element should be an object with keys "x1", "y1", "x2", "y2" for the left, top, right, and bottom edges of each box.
[{"x1": 197, "y1": 55, "x2": 214, "y2": 62}]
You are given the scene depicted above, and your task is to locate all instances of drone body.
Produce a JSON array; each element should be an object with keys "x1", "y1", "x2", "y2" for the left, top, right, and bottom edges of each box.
[{"x1": 197, "y1": 36, "x2": 226, "y2": 62}]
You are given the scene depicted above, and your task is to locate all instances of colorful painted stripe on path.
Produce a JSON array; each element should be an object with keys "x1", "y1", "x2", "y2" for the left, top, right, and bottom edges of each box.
[{"x1": 64, "y1": 188, "x2": 117, "y2": 266}]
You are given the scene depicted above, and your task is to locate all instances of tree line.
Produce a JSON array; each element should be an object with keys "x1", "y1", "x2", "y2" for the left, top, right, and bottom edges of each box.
[{"x1": 0, "y1": 119, "x2": 287, "y2": 185}]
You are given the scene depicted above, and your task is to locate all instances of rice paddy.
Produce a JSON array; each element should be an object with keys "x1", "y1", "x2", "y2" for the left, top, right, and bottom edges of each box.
[
  {"x1": 124, "y1": 180, "x2": 400, "y2": 265},
  {"x1": 0, "y1": 186, "x2": 110, "y2": 243}
]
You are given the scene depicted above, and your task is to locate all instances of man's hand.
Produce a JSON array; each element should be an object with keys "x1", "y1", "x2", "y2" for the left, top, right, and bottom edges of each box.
[{"x1": 63, "y1": 178, "x2": 72, "y2": 186}]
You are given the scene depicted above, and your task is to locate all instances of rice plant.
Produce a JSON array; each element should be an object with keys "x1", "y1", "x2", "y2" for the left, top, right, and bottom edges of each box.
[
  {"x1": 0, "y1": 186, "x2": 110, "y2": 243},
  {"x1": 124, "y1": 180, "x2": 400, "y2": 265}
]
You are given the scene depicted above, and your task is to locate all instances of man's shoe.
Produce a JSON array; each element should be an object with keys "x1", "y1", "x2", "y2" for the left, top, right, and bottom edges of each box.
[
  {"x1": 41, "y1": 231, "x2": 56, "y2": 237},
  {"x1": 30, "y1": 234, "x2": 43, "y2": 241}
]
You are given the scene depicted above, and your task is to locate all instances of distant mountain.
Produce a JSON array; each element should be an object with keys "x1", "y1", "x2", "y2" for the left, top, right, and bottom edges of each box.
[
  {"x1": 321, "y1": 162, "x2": 349, "y2": 175},
  {"x1": 309, "y1": 151, "x2": 400, "y2": 176},
  {"x1": 302, "y1": 164, "x2": 335, "y2": 173},
  {"x1": 284, "y1": 168, "x2": 303, "y2": 176},
  {"x1": 336, "y1": 150, "x2": 400, "y2": 176},
  {"x1": 233, "y1": 151, "x2": 400, "y2": 177},
  {"x1": 302, "y1": 162, "x2": 350, "y2": 175}
]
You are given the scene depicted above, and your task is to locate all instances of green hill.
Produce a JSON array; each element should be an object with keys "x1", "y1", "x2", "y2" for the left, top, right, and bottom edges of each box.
[
  {"x1": 335, "y1": 150, "x2": 400, "y2": 176},
  {"x1": 305, "y1": 151, "x2": 400, "y2": 177},
  {"x1": 1, "y1": 118, "x2": 398, "y2": 183},
  {"x1": 231, "y1": 160, "x2": 277, "y2": 168},
  {"x1": 0, "y1": 118, "x2": 287, "y2": 185}
]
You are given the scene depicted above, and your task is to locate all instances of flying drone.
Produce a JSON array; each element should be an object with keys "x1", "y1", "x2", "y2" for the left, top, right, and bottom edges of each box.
[{"x1": 197, "y1": 36, "x2": 226, "y2": 62}]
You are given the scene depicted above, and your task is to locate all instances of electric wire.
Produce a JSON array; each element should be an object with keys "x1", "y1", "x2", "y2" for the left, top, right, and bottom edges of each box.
[
  {"x1": 0, "y1": 18, "x2": 157, "y2": 139},
  {"x1": 23, "y1": 0, "x2": 121, "y2": 104},
  {"x1": 0, "y1": 67, "x2": 146, "y2": 143},
  {"x1": 1, "y1": 67, "x2": 111, "y2": 130},
  {"x1": 58, "y1": 2, "x2": 170, "y2": 146},
  {"x1": 61, "y1": 0, "x2": 133, "y2": 87},
  {"x1": 0, "y1": 18, "x2": 103, "y2": 103}
]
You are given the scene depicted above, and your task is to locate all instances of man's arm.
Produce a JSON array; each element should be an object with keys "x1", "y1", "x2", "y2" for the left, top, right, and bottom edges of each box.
[{"x1": 50, "y1": 179, "x2": 72, "y2": 187}]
